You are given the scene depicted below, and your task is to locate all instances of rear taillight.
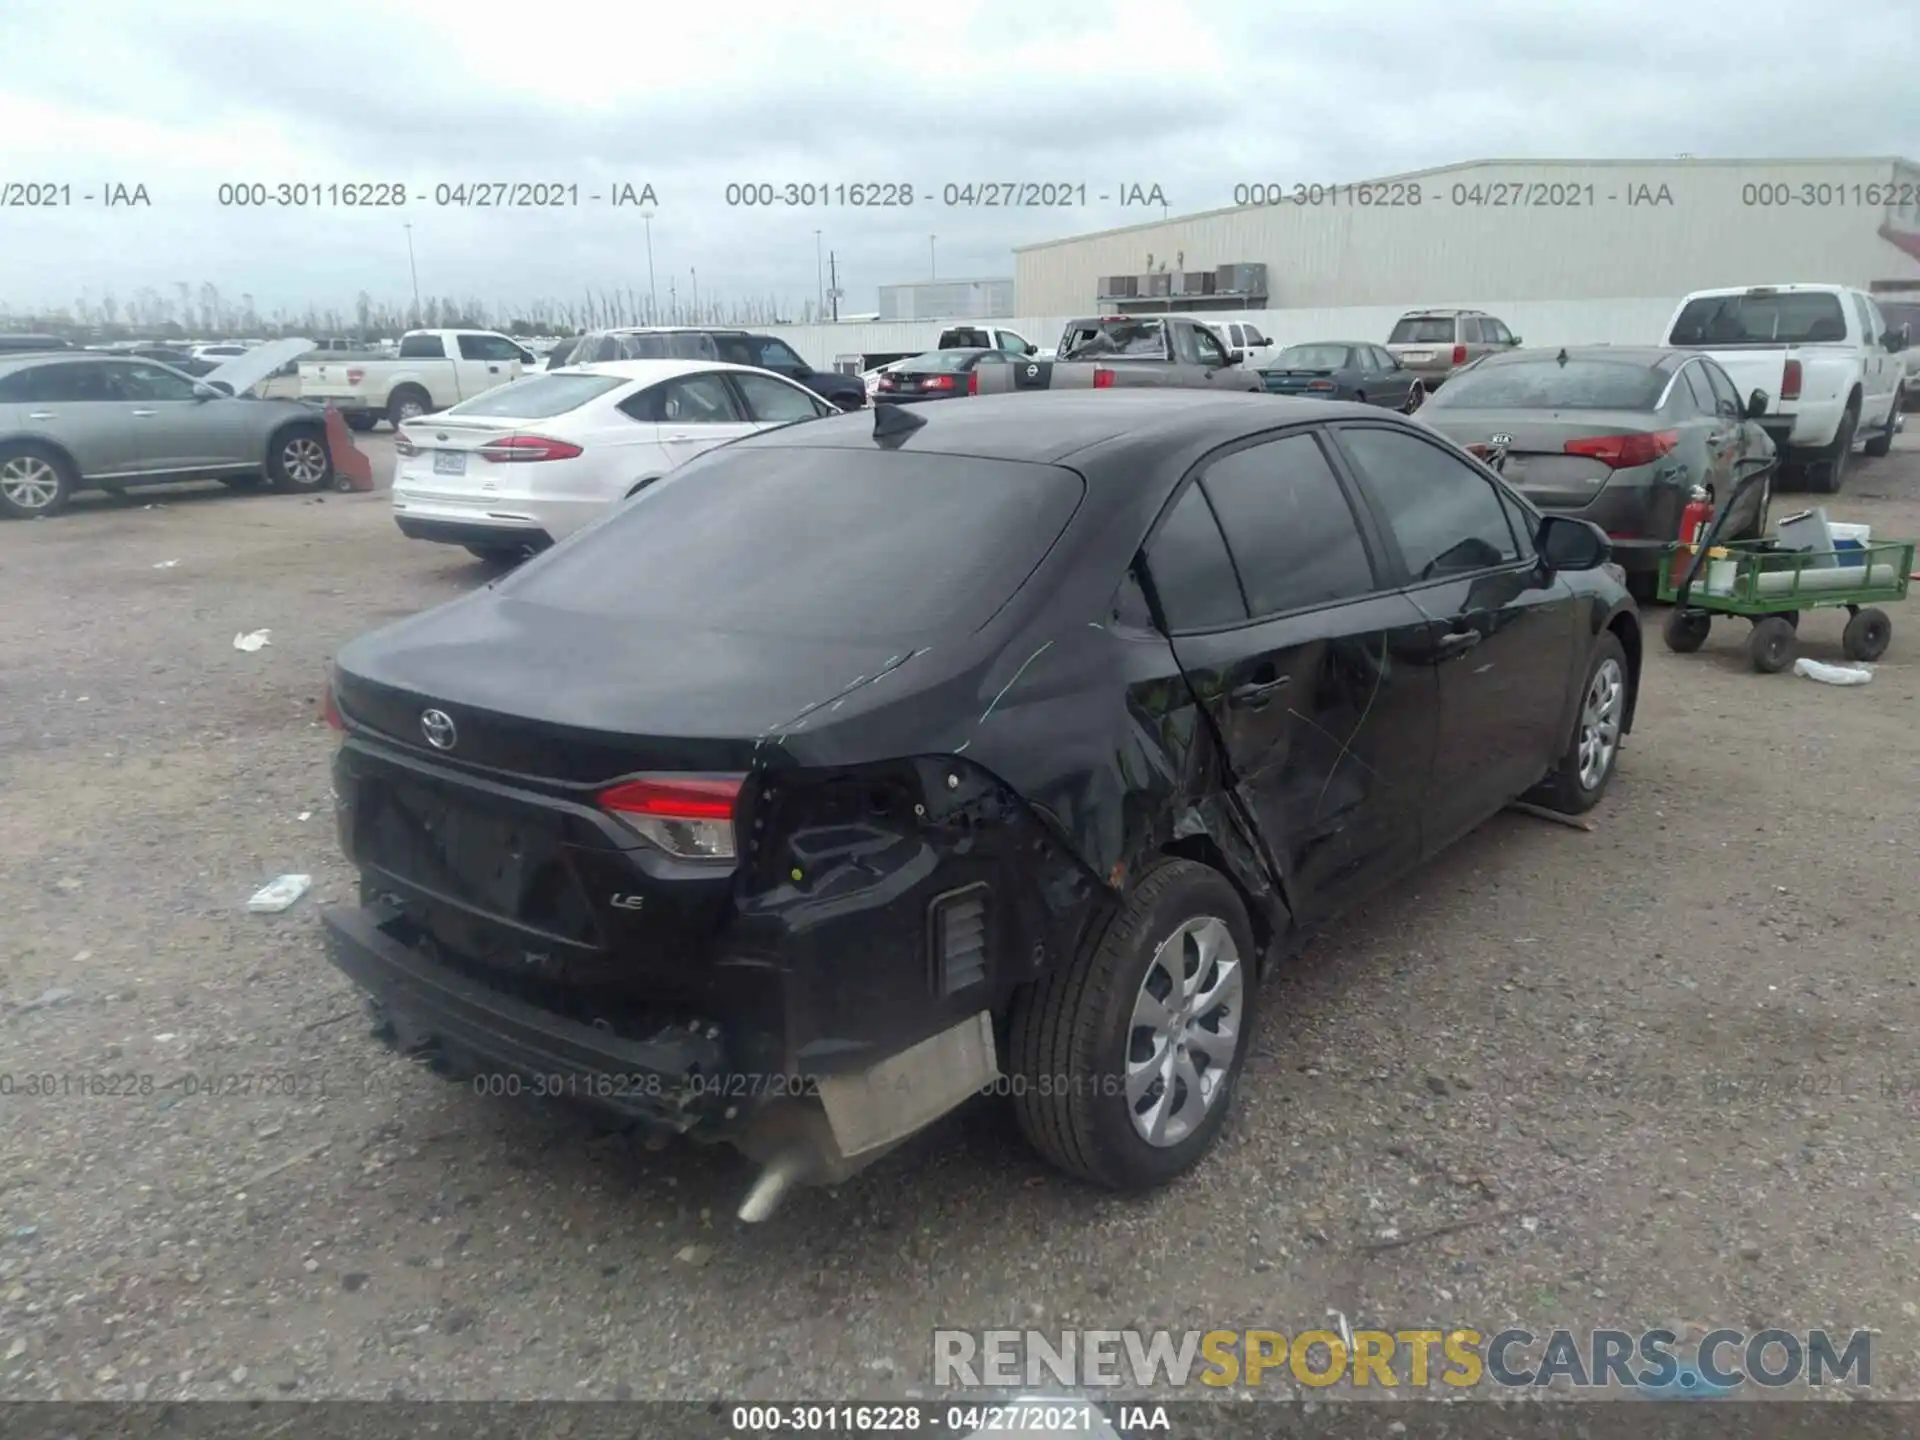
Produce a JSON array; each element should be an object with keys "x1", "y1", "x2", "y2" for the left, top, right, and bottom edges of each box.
[
  {"x1": 876, "y1": 374, "x2": 895, "y2": 390},
  {"x1": 322, "y1": 679, "x2": 344, "y2": 732},
  {"x1": 921, "y1": 375, "x2": 954, "y2": 391},
  {"x1": 476, "y1": 434, "x2": 584, "y2": 463},
  {"x1": 393, "y1": 428, "x2": 419, "y2": 457},
  {"x1": 1464, "y1": 442, "x2": 1491, "y2": 458},
  {"x1": 345, "y1": 367, "x2": 364, "y2": 386},
  {"x1": 1451, "y1": 344, "x2": 1467, "y2": 366},
  {"x1": 1306, "y1": 379, "x2": 1336, "y2": 391},
  {"x1": 598, "y1": 775, "x2": 744, "y2": 861},
  {"x1": 1780, "y1": 357, "x2": 1802, "y2": 401},
  {"x1": 1564, "y1": 429, "x2": 1680, "y2": 468},
  {"x1": 1092, "y1": 368, "x2": 1116, "y2": 388},
  {"x1": 967, "y1": 371, "x2": 979, "y2": 395}
]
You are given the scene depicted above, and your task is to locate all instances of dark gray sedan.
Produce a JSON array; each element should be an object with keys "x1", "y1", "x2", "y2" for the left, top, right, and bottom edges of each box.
[
  {"x1": 0, "y1": 347, "x2": 332, "y2": 518},
  {"x1": 1417, "y1": 346, "x2": 1775, "y2": 599},
  {"x1": 1257, "y1": 341, "x2": 1425, "y2": 411}
]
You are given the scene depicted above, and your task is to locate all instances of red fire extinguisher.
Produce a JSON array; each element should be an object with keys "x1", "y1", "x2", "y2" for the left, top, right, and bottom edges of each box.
[{"x1": 1669, "y1": 485, "x2": 1713, "y2": 591}]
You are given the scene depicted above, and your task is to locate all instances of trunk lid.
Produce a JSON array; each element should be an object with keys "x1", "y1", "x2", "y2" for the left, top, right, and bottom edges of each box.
[{"x1": 1422, "y1": 408, "x2": 1659, "y2": 508}]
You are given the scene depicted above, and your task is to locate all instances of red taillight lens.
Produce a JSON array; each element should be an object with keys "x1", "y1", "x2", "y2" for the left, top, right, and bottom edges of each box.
[
  {"x1": 920, "y1": 375, "x2": 954, "y2": 391},
  {"x1": 394, "y1": 427, "x2": 419, "y2": 457},
  {"x1": 1451, "y1": 345, "x2": 1466, "y2": 365},
  {"x1": 967, "y1": 371, "x2": 979, "y2": 395},
  {"x1": 1780, "y1": 358, "x2": 1802, "y2": 401},
  {"x1": 1464, "y1": 442, "x2": 1490, "y2": 458},
  {"x1": 345, "y1": 368, "x2": 364, "y2": 386},
  {"x1": 322, "y1": 679, "x2": 344, "y2": 731},
  {"x1": 598, "y1": 775, "x2": 744, "y2": 861},
  {"x1": 1563, "y1": 429, "x2": 1680, "y2": 468},
  {"x1": 876, "y1": 375, "x2": 895, "y2": 390},
  {"x1": 1306, "y1": 379, "x2": 1335, "y2": 391},
  {"x1": 475, "y1": 434, "x2": 584, "y2": 463},
  {"x1": 1092, "y1": 368, "x2": 1116, "y2": 389}
]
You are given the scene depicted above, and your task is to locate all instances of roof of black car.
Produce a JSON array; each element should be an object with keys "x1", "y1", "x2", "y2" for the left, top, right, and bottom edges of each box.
[{"x1": 736, "y1": 389, "x2": 1396, "y2": 464}]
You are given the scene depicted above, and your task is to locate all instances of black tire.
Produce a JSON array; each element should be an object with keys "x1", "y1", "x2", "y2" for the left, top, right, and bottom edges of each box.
[
  {"x1": 266, "y1": 424, "x2": 332, "y2": 494},
  {"x1": 1354, "y1": 392, "x2": 1367, "y2": 407},
  {"x1": 1663, "y1": 608, "x2": 1711, "y2": 653},
  {"x1": 1748, "y1": 615, "x2": 1797, "y2": 673},
  {"x1": 1842, "y1": 606, "x2": 1891, "y2": 662},
  {"x1": 0, "y1": 442, "x2": 76, "y2": 519},
  {"x1": 833, "y1": 395, "x2": 864, "y2": 413},
  {"x1": 344, "y1": 412, "x2": 378, "y2": 433},
  {"x1": 1528, "y1": 631, "x2": 1629, "y2": 814},
  {"x1": 1402, "y1": 383, "x2": 1424, "y2": 413},
  {"x1": 387, "y1": 387, "x2": 431, "y2": 428},
  {"x1": 1626, "y1": 570, "x2": 1661, "y2": 605},
  {"x1": 1802, "y1": 405, "x2": 1857, "y2": 494},
  {"x1": 1006, "y1": 858, "x2": 1259, "y2": 1191},
  {"x1": 1862, "y1": 403, "x2": 1895, "y2": 457}
]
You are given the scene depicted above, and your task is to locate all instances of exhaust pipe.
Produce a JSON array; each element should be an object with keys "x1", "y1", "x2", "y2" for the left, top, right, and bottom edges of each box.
[{"x1": 737, "y1": 1149, "x2": 807, "y2": 1224}]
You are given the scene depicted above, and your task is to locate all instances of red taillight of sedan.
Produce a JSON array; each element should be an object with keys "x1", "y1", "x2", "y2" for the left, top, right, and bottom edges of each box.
[
  {"x1": 322, "y1": 679, "x2": 345, "y2": 732},
  {"x1": 1092, "y1": 368, "x2": 1116, "y2": 389},
  {"x1": 1563, "y1": 430, "x2": 1680, "y2": 469},
  {"x1": 598, "y1": 775, "x2": 744, "y2": 861},
  {"x1": 475, "y1": 435, "x2": 584, "y2": 463},
  {"x1": 967, "y1": 371, "x2": 979, "y2": 395},
  {"x1": 393, "y1": 428, "x2": 419, "y2": 457},
  {"x1": 920, "y1": 376, "x2": 955, "y2": 391}
]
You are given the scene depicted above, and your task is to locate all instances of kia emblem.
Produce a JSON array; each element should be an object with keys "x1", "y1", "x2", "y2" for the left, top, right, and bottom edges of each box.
[
  {"x1": 420, "y1": 708, "x2": 457, "y2": 750},
  {"x1": 1491, "y1": 433, "x2": 1513, "y2": 445}
]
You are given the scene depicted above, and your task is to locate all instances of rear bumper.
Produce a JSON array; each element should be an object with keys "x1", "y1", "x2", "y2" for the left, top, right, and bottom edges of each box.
[
  {"x1": 320, "y1": 901, "x2": 727, "y2": 1132},
  {"x1": 394, "y1": 515, "x2": 555, "y2": 551},
  {"x1": 309, "y1": 394, "x2": 379, "y2": 414}
]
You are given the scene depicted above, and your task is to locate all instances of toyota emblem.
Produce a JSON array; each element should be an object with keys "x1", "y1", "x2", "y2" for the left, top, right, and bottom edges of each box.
[{"x1": 420, "y1": 708, "x2": 457, "y2": 750}]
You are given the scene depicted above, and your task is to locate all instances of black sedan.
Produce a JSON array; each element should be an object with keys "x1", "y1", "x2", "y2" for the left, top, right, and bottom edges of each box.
[
  {"x1": 317, "y1": 391, "x2": 1639, "y2": 1221},
  {"x1": 872, "y1": 346, "x2": 1013, "y2": 402},
  {"x1": 1415, "y1": 346, "x2": 1775, "y2": 600},
  {"x1": 1258, "y1": 341, "x2": 1425, "y2": 412}
]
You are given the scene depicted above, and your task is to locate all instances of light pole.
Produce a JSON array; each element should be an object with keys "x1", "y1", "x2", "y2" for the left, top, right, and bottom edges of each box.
[
  {"x1": 690, "y1": 267, "x2": 698, "y2": 322},
  {"x1": 929, "y1": 234, "x2": 936, "y2": 280},
  {"x1": 815, "y1": 229, "x2": 824, "y2": 320},
  {"x1": 640, "y1": 209, "x2": 657, "y2": 323},
  {"x1": 403, "y1": 223, "x2": 421, "y2": 322}
]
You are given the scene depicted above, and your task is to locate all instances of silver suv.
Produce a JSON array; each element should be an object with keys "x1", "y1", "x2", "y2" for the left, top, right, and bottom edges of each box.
[{"x1": 1385, "y1": 309, "x2": 1522, "y2": 391}]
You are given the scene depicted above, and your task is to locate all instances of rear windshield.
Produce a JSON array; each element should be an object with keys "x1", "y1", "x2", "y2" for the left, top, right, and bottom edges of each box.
[
  {"x1": 1426, "y1": 358, "x2": 1664, "y2": 410},
  {"x1": 446, "y1": 372, "x2": 626, "y2": 418},
  {"x1": 1667, "y1": 292, "x2": 1849, "y2": 346},
  {"x1": 1389, "y1": 317, "x2": 1456, "y2": 344},
  {"x1": 1273, "y1": 344, "x2": 1353, "y2": 370},
  {"x1": 903, "y1": 350, "x2": 984, "y2": 372},
  {"x1": 938, "y1": 328, "x2": 989, "y2": 347},
  {"x1": 503, "y1": 446, "x2": 1085, "y2": 642},
  {"x1": 1059, "y1": 320, "x2": 1167, "y2": 359},
  {"x1": 397, "y1": 333, "x2": 446, "y2": 358}
]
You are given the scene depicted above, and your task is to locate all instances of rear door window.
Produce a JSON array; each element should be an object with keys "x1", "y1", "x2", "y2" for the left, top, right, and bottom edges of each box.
[
  {"x1": 1198, "y1": 432, "x2": 1377, "y2": 617},
  {"x1": 503, "y1": 447, "x2": 1085, "y2": 642},
  {"x1": 1678, "y1": 364, "x2": 1717, "y2": 415},
  {"x1": 1703, "y1": 361, "x2": 1744, "y2": 416},
  {"x1": 1143, "y1": 483, "x2": 1247, "y2": 630},
  {"x1": 731, "y1": 372, "x2": 830, "y2": 422}
]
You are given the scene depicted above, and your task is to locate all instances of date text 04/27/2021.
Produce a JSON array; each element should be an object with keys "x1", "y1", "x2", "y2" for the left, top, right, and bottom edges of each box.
[
  {"x1": 719, "y1": 182, "x2": 1169, "y2": 208},
  {"x1": 210, "y1": 181, "x2": 660, "y2": 208}
]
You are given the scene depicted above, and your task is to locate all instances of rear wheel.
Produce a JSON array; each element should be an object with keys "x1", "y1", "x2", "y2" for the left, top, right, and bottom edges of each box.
[
  {"x1": 1802, "y1": 405, "x2": 1857, "y2": 493},
  {"x1": 388, "y1": 387, "x2": 430, "y2": 428},
  {"x1": 1862, "y1": 401, "x2": 1896, "y2": 457},
  {"x1": 344, "y1": 412, "x2": 378, "y2": 433},
  {"x1": 1007, "y1": 858, "x2": 1257, "y2": 1191},
  {"x1": 0, "y1": 444, "x2": 76, "y2": 518},
  {"x1": 1842, "y1": 606, "x2": 1891, "y2": 662},
  {"x1": 833, "y1": 395, "x2": 863, "y2": 413},
  {"x1": 1663, "y1": 609, "x2": 1711, "y2": 653},
  {"x1": 1402, "y1": 382, "x2": 1425, "y2": 413},
  {"x1": 267, "y1": 424, "x2": 332, "y2": 493},
  {"x1": 1748, "y1": 615, "x2": 1797, "y2": 673},
  {"x1": 1528, "y1": 632, "x2": 1628, "y2": 813}
]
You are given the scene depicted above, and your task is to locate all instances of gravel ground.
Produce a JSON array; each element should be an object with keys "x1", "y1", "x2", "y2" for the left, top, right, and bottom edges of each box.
[{"x1": 1, "y1": 433, "x2": 1916, "y2": 1405}]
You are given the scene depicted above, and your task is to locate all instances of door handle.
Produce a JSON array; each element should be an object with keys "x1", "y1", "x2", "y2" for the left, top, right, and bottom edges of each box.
[
  {"x1": 488, "y1": 365, "x2": 500, "y2": 373},
  {"x1": 1229, "y1": 675, "x2": 1290, "y2": 706},
  {"x1": 1437, "y1": 629, "x2": 1482, "y2": 654},
  {"x1": 131, "y1": 409, "x2": 157, "y2": 417},
  {"x1": 27, "y1": 411, "x2": 53, "y2": 419}
]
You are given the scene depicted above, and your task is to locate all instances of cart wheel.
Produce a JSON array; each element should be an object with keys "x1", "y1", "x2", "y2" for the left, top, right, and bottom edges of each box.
[
  {"x1": 1748, "y1": 616, "x2": 1797, "y2": 673},
  {"x1": 1842, "y1": 607, "x2": 1891, "y2": 663},
  {"x1": 1778, "y1": 610, "x2": 1799, "y2": 629},
  {"x1": 1663, "y1": 609, "x2": 1711, "y2": 654}
]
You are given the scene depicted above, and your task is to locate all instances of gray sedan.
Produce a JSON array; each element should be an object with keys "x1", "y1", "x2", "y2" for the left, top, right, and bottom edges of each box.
[
  {"x1": 1416, "y1": 345, "x2": 1775, "y2": 599},
  {"x1": 1256, "y1": 340, "x2": 1425, "y2": 411},
  {"x1": 0, "y1": 350, "x2": 333, "y2": 519}
]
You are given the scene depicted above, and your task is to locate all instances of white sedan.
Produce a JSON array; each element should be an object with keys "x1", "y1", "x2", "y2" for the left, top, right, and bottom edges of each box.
[{"x1": 390, "y1": 359, "x2": 836, "y2": 559}]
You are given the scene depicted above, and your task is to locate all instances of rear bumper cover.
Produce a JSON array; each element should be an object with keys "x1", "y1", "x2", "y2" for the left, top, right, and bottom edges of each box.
[
  {"x1": 320, "y1": 901, "x2": 725, "y2": 1131},
  {"x1": 394, "y1": 515, "x2": 555, "y2": 551}
]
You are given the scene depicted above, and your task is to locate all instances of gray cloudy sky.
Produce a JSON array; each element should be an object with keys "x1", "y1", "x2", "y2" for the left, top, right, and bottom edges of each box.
[{"x1": 2, "y1": 0, "x2": 1917, "y2": 323}]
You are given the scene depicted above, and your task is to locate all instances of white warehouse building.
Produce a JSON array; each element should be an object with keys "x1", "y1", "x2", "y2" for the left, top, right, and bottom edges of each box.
[{"x1": 1013, "y1": 157, "x2": 1920, "y2": 316}]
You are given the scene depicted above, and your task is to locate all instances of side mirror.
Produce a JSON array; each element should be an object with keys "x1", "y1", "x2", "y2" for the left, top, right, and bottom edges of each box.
[
  {"x1": 193, "y1": 381, "x2": 231, "y2": 399},
  {"x1": 1883, "y1": 326, "x2": 1909, "y2": 353},
  {"x1": 1508, "y1": 335, "x2": 1523, "y2": 346},
  {"x1": 1745, "y1": 388, "x2": 1770, "y2": 419},
  {"x1": 1536, "y1": 514, "x2": 1610, "y2": 572},
  {"x1": 1025, "y1": 343, "x2": 1038, "y2": 355}
]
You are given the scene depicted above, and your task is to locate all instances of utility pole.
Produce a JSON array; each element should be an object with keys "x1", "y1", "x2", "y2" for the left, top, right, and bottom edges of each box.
[
  {"x1": 691, "y1": 267, "x2": 698, "y2": 323},
  {"x1": 668, "y1": 279, "x2": 677, "y2": 324},
  {"x1": 403, "y1": 223, "x2": 421, "y2": 324},
  {"x1": 640, "y1": 209, "x2": 657, "y2": 323},
  {"x1": 815, "y1": 230, "x2": 825, "y2": 319},
  {"x1": 827, "y1": 251, "x2": 841, "y2": 322}
]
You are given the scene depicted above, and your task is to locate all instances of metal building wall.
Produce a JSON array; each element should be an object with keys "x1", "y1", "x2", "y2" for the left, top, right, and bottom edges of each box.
[
  {"x1": 877, "y1": 278, "x2": 1016, "y2": 320},
  {"x1": 1014, "y1": 158, "x2": 1920, "y2": 315}
]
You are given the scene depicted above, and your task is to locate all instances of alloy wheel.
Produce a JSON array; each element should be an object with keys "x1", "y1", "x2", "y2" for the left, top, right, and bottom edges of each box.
[
  {"x1": 1578, "y1": 657, "x2": 1624, "y2": 790},
  {"x1": 283, "y1": 437, "x2": 328, "y2": 485},
  {"x1": 0, "y1": 456, "x2": 61, "y2": 511},
  {"x1": 1126, "y1": 916, "x2": 1244, "y2": 1147}
]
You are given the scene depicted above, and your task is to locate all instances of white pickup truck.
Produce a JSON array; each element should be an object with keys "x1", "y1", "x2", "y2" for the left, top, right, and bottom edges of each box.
[
  {"x1": 299, "y1": 328, "x2": 537, "y2": 431},
  {"x1": 1662, "y1": 284, "x2": 1908, "y2": 493}
]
